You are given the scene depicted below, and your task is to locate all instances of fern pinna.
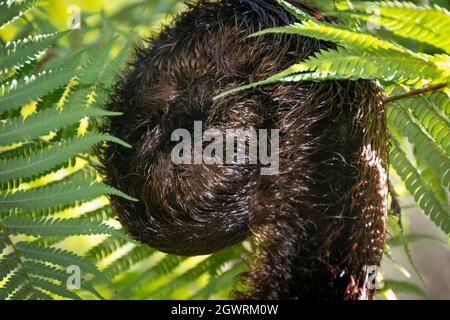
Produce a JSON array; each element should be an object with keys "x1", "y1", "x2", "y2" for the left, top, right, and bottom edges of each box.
[
  {"x1": 0, "y1": 0, "x2": 136, "y2": 299},
  {"x1": 0, "y1": 0, "x2": 449, "y2": 300}
]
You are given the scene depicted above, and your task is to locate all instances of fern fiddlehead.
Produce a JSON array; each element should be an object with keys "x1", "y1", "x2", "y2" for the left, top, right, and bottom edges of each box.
[{"x1": 101, "y1": 0, "x2": 388, "y2": 300}]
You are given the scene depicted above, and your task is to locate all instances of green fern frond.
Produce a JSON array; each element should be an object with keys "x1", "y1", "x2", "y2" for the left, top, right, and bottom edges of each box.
[
  {"x1": 214, "y1": 64, "x2": 310, "y2": 99},
  {"x1": 0, "y1": 0, "x2": 47, "y2": 30},
  {"x1": 216, "y1": 48, "x2": 448, "y2": 98},
  {"x1": 389, "y1": 137, "x2": 449, "y2": 234},
  {"x1": 0, "y1": 232, "x2": 6, "y2": 254},
  {"x1": 0, "y1": 68, "x2": 79, "y2": 114},
  {"x1": 27, "y1": 276, "x2": 82, "y2": 300},
  {"x1": 427, "y1": 90, "x2": 450, "y2": 117},
  {"x1": 114, "y1": 254, "x2": 188, "y2": 299},
  {"x1": 44, "y1": 45, "x2": 90, "y2": 72},
  {"x1": 14, "y1": 241, "x2": 107, "y2": 281},
  {"x1": 0, "y1": 89, "x2": 121, "y2": 146},
  {"x1": 387, "y1": 233, "x2": 444, "y2": 248},
  {"x1": 102, "y1": 244, "x2": 155, "y2": 279},
  {"x1": 0, "y1": 173, "x2": 138, "y2": 212},
  {"x1": 191, "y1": 262, "x2": 247, "y2": 299},
  {"x1": 347, "y1": 1, "x2": 450, "y2": 53},
  {"x1": 250, "y1": 19, "x2": 408, "y2": 53},
  {"x1": 0, "y1": 133, "x2": 130, "y2": 183},
  {"x1": 396, "y1": 222, "x2": 428, "y2": 294},
  {"x1": 79, "y1": 205, "x2": 115, "y2": 223},
  {"x1": 0, "y1": 270, "x2": 25, "y2": 300},
  {"x1": 407, "y1": 96, "x2": 450, "y2": 156},
  {"x1": 382, "y1": 279, "x2": 429, "y2": 299},
  {"x1": 0, "y1": 31, "x2": 70, "y2": 73},
  {"x1": 149, "y1": 248, "x2": 242, "y2": 299},
  {"x1": 21, "y1": 260, "x2": 103, "y2": 299},
  {"x1": 7, "y1": 280, "x2": 34, "y2": 300},
  {"x1": 87, "y1": 236, "x2": 129, "y2": 262},
  {"x1": 217, "y1": 12, "x2": 450, "y2": 98},
  {"x1": 0, "y1": 252, "x2": 16, "y2": 281},
  {"x1": 0, "y1": 1, "x2": 136, "y2": 301},
  {"x1": 2, "y1": 215, "x2": 123, "y2": 237},
  {"x1": 28, "y1": 288, "x2": 52, "y2": 300},
  {"x1": 0, "y1": 240, "x2": 105, "y2": 299},
  {"x1": 415, "y1": 150, "x2": 449, "y2": 210},
  {"x1": 389, "y1": 102, "x2": 450, "y2": 192},
  {"x1": 78, "y1": 37, "x2": 116, "y2": 84},
  {"x1": 100, "y1": 41, "x2": 131, "y2": 88},
  {"x1": 295, "y1": 47, "x2": 445, "y2": 84},
  {"x1": 426, "y1": 54, "x2": 450, "y2": 81},
  {"x1": 275, "y1": 0, "x2": 315, "y2": 21}
]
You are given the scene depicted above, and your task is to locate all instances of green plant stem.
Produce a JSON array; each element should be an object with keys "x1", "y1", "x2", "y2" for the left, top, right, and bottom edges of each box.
[
  {"x1": 0, "y1": 222, "x2": 34, "y2": 296},
  {"x1": 383, "y1": 83, "x2": 448, "y2": 104}
]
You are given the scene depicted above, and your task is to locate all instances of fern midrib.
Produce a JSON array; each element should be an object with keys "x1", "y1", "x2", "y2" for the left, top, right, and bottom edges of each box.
[
  {"x1": 355, "y1": 11, "x2": 449, "y2": 44},
  {"x1": 0, "y1": 135, "x2": 106, "y2": 176},
  {"x1": 0, "y1": 146, "x2": 72, "y2": 176},
  {"x1": 308, "y1": 52, "x2": 440, "y2": 72},
  {"x1": 399, "y1": 102, "x2": 450, "y2": 165},
  {"x1": 254, "y1": 21, "x2": 409, "y2": 53},
  {"x1": 397, "y1": 216, "x2": 429, "y2": 295},
  {"x1": 421, "y1": 95, "x2": 450, "y2": 127},
  {"x1": 1, "y1": 184, "x2": 92, "y2": 205},
  {"x1": 0, "y1": 221, "x2": 36, "y2": 298},
  {"x1": 0, "y1": 106, "x2": 118, "y2": 145}
]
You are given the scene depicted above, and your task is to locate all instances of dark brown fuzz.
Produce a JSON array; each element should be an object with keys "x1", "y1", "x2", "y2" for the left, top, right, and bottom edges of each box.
[{"x1": 100, "y1": 0, "x2": 388, "y2": 300}]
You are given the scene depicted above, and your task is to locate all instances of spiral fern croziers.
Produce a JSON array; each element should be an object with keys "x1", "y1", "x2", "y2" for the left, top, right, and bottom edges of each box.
[{"x1": 101, "y1": 0, "x2": 389, "y2": 299}]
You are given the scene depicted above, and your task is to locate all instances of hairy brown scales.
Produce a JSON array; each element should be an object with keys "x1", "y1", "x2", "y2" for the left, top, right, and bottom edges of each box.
[{"x1": 100, "y1": 0, "x2": 388, "y2": 299}]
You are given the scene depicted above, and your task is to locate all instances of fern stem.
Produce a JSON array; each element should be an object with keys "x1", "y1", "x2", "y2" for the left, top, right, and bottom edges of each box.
[
  {"x1": 0, "y1": 222, "x2": 34, "y2": 297},
  {"x1": 384, "y1": 83, "x2": 448, "y2": 104}
]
